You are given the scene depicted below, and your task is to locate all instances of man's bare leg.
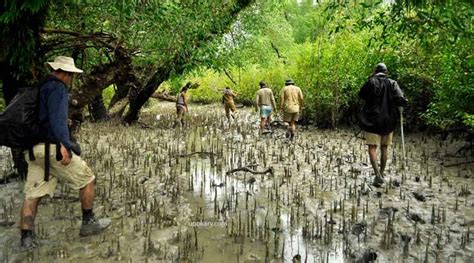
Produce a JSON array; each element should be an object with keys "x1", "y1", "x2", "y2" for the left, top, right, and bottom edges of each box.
[
  {"x1": 290, "y1": 120, "x2": 297, "y2": 139},
  {"x1": 20, "y1": 197, "x2": 42, "y2": 230},
  {"x1": 80, "y1": 180, "x2": 94, "y2": 210},
  {"x1": 368, "y1": 145, "x2": 380, "y2": 177},
  {"x1": 380, "y1": 145, "x2": 388, "y2": 177},
  {"x1": 20, "y1": 197, "x2": 42, "y2": 248},
  {"x1": 266, "y1": 115, "x2": 272, "y2": 130},
  {"x1": 79, "y1": 180, "x2": 111, "y2": 236}
]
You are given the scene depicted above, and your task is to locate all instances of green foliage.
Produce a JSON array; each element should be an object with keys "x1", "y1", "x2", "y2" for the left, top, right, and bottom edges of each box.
[
  {"x1": 47, "y1": 0, "x2": 257, "y2": 75},
  {"x1": 101, "y1": 84, "x2": 115, "y2": 108},
  {"x1": 463, "y1": 114, "x2": 474, "y2": 130},
  {"x1": 0, "y1": 0, "x2": 50, "y2": 80},
  {"x1": 182, "y1": 0, "x2": 473, "y2": 131},
  {"x1": 2, "y1": 0, "x2": 471, "y2": 131}
]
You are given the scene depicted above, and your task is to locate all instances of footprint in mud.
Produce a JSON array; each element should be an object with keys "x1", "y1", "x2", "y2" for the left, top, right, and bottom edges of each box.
[
  {"x1": 0, "y1": 219, "x2": 15, "y2": 227},
  {"x1": 399, "y1": 233, "x2": 412, "y2": 244},
  {"x1": 412, "y1": 192, "x2": 426, "y2": 202},
  {"x1": 408, "y1": 213, "x2": 426, "y2": 224},
  {"x1": 353, "y1": 248, "x2": 378, "y2": 263},
  {"x1": 391, "y1": 179, "x2": 400, "y2": 187},
  {"x1": 378, "y1": 207, "x2": 398, "y2": 219},
  {"x1": 352, "y1": 221, "x2": 367, "y2": 235}
]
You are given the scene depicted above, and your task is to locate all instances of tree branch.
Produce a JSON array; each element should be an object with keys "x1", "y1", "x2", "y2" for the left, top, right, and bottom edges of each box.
[
  {"x1": 270, "y1": 41, "x2": 286, "y2": 63},
  {"x1": 223, "y1": 68, "x2": 237, "y2": 85}
]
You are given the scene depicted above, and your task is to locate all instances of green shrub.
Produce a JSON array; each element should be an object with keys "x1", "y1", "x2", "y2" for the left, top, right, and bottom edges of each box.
[{"x1": 101, "y1": 84, "x2": 116, "y2": 108}]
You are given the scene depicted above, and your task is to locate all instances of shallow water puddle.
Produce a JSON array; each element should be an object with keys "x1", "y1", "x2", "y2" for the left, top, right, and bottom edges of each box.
[{"x1": 0, "y1": 102, "x2": 472, "y2": 262}]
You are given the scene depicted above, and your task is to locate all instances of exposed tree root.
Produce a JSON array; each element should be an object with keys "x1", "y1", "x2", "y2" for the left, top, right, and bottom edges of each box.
[
  {"x1": 226, "y1": 166, "x2": 274, "y2": 176},
  {"x1": 176, "y1": 151, "x2": 216, "y2": 158},
  {"x1": 444, "y1": 160, "x2": 474, "y2": 167}
]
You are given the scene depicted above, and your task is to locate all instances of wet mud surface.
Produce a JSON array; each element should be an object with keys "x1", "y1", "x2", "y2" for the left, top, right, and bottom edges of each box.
[{"x1": 1, "y1": 102, "x2": 473, "y2": 262}]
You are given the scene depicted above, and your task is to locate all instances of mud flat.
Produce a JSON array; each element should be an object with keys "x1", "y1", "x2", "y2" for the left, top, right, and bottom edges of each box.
[{"x1": 1, "y1": 102, "x2": 473, "y2": 262}]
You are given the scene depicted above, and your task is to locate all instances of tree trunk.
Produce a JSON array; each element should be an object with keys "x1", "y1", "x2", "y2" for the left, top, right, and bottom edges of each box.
[
  {"x1": 120, "y1": 0, "x2": 252, "y2": 124},
  {"x1": 122, "y1": 65, "x2": 172, "y2": 124},
  {"x1": 108, "y1": 82, "x2": 130, "y2": 110},
  {"x1": 70, "y1": 47, "x2": 133, "y2": 118},
  {"x1": 89, "y1": 94, "x2": 109, "y2": 122}
]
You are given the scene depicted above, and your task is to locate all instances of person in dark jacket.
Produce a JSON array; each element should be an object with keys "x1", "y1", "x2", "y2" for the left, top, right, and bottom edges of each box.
[
  {"x1": 20, "y1": 56, "x2": 111, "y2": 249},
  {"x1": 359, "y1": 63, "x2": 407, "y2": 187}
]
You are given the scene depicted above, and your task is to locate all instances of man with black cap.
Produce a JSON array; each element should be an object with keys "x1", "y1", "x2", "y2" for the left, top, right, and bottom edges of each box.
[
  {"x1": 359, "y1": 63, "x2": 407, "y2": 187},
  {"x1": 280, "y1": 79, "x2": 304, "y2": 140},
  {"x1": 19, "y1": 56, "x2": 111, "y2": 249}
]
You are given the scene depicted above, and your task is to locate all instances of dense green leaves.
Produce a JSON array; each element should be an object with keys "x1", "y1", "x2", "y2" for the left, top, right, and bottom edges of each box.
[
  {"x1": 1, "y1": 0, "x2": 472, "y2": 130},
  {"x1": 175, "y1": 0, "x2": 473, "y2": 131}
]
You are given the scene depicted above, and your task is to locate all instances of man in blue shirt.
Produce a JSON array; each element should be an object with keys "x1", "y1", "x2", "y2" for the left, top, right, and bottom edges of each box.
[{"x1": 20, "y1": 56, "x2": 111, "y2": 249}]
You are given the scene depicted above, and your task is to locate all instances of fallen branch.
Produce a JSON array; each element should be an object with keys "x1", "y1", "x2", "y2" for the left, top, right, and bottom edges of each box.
[
  {"x1": 151, "y1": 82, "x2": 200, "y2": 102},
  {"x1": 151, "y1": 92, "x2": 176, "y2": 102},
  {"x1": 444, "y1": 160, "x2": 474, "y2": 167},
  {"x1": 226, "y1": 166, "x2": 273, "y2": 176},
  {"x1": 176, "y1": 151, "x2": 216, "y2": 158}
]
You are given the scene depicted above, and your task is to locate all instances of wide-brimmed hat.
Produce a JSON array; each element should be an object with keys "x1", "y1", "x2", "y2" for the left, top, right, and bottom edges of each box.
[
  {"x1": 285, "y1": 79, "x2": 295, "y2": 85},
  {"x1": 47, "y1": 56, "x2": 83, "y2": 73}
]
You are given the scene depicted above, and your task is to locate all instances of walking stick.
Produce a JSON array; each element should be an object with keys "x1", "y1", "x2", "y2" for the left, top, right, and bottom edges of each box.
[{"x1": 400, "y1": 107, "x2": 406, "y2": 169}]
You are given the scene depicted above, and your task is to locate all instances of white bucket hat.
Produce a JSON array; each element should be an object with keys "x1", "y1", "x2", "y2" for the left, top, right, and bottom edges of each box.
[{"x1": 47, "y1": 56, "x2": 83, "y2": 73}]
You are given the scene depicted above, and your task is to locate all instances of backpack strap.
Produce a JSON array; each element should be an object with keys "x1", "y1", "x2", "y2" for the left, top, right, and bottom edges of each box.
[
  {"x1": 44, "y1": 141, "x2": 50, "y2": 182},
  {"x1": 28, "y1": 148, "x2": 36, "y2": 161}
]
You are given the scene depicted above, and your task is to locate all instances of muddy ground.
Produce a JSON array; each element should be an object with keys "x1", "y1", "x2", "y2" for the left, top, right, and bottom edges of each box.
[{"x1": 0, "y1": 102, "x2": 473, "y2": 262}]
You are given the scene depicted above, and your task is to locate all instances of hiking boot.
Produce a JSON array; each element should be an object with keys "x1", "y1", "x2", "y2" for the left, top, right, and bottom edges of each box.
[
  {"x1": 372, "y1": 175, "x2": 385, "y2": 188},
  {"x1": 21, "y1": 234, "x2": 38, "y2": 250},
  {"x1": 80, "y1": 217, "x2": 111, "y2": 236}
]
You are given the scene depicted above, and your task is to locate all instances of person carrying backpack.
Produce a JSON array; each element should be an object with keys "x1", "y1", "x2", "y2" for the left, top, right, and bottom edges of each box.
[
  {"x1": 19, "y1": 56, "x2": 111, "y2": 249},
  {"x1": 359, "y1": 63, "x2": 407, "y2": 187}
]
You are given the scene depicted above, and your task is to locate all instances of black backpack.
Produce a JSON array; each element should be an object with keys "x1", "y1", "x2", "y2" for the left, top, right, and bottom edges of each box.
[
  {"x1": 0, "y1": 79, "x2": 63, "y2": 182},
  {"x1": 0, "y1": 85, "x2": 43, "y2": 149}
]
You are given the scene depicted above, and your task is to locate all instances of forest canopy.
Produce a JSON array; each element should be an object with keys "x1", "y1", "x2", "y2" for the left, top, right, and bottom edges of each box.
[{"x1": 1, "y1": 0, "x2": 472, "y2": 131}]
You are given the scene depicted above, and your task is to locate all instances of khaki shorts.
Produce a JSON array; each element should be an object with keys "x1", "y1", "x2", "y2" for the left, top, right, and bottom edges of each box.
[
  {"x1": 283, "y1": 112, "x2": 299, "y2": 122},
  {"x1": 24, "y1": 144, "x2": 95, "y2": 199},
  {"x1": 365, "y1": 132, "x2": 393, "y2": 146}
]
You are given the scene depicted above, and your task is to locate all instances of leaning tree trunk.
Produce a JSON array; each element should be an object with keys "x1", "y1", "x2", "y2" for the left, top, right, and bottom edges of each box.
[
  {"x1": 108, "y1": 82, "x2": 130, "y2": 110},
  {"x1": 88, "y1": 94, "x2": 109, "y2": 122},
  {"x1": 120, "y1": 0, "x2": 252, "y2": 124},
  {"x1": 70, "y1": 47, "x2": 133, "y2": 119},
  {"x1": 122, "y1": 65, "x2": 172, "y2": 124}
]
